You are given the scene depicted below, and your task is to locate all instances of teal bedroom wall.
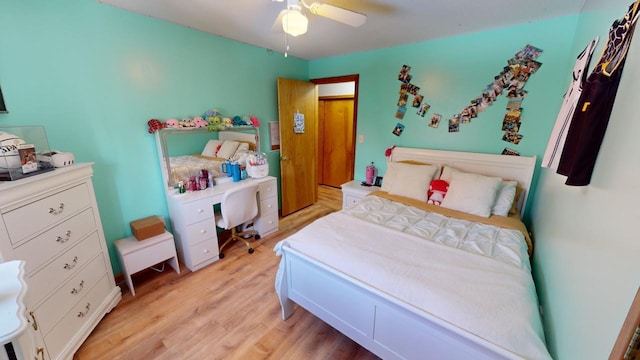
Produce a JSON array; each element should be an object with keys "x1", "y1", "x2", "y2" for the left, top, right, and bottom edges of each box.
[
  {"x1": 0, "y1": 0, "x2": 308, "y2": 274},
  {"x1": 309, "y1": 16, "x2": 579, "y2": 222},
  {"x1": 530, "y1": 0, "x2": 640, "y2": 359}
]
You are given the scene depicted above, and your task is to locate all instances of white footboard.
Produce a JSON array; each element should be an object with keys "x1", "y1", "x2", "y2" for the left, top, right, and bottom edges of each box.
[{"x1": 276, "y1": 246, "x2": 524, "y2": 360}]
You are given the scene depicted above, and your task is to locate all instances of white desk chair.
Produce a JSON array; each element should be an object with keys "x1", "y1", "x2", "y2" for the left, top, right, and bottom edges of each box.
[{"x1": 215, "y1": 182, "x2": 260, "y2": 258}]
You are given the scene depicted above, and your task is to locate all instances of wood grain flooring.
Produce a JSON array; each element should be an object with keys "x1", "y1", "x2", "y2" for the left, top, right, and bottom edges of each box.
[{"x1": 74, "y1": 185, "x2": 380, "y2": 360}]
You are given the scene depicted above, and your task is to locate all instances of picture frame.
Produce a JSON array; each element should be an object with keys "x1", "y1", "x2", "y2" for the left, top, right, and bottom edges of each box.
[
  {"x1": 269, "y1": 121, "x2": 280, "y2": 150},
  {"x1": 374, "y1": 176, "x2": 383, "y2": 187},
  {"x1": 0, "y1": 85, "x2": 7, "y2": 113}
]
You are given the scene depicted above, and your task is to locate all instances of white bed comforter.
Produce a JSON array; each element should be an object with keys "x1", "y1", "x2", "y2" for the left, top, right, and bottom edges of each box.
[
  {"x1": 168, "y1": 155, "x2": 223, "y2": 181},
  {"x1": 274, "y1": 195, "x2": 551, "y2": 360}
]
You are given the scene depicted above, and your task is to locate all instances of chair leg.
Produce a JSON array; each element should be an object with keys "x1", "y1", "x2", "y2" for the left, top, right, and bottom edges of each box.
[{"x1": 234, "y1": 228, "x2": 259, "y2": 254}]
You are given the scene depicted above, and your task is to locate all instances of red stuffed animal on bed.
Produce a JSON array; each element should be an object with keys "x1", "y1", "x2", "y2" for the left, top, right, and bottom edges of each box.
[{"x1": 427, "y1": 179, "x2": 449, "y2": 206}]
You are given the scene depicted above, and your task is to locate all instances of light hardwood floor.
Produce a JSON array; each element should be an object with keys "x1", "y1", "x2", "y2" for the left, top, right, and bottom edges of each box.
[{"x1": 74, "y1": 185, "x2": 380, "y2": 360}]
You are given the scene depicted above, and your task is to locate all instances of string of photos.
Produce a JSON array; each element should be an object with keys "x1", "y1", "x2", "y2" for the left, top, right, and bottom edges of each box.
[{"x1": 391, "y1": 44, "x2": 544, "y2": 156}]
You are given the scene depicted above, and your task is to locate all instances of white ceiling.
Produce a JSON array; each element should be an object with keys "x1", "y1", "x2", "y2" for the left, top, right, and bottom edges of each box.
[{"x1": 96, "y1": 0, "x2": 587, "y2": 60}]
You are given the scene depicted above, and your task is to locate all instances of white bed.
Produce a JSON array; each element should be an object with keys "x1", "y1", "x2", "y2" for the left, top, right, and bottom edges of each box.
[
  {"x1": 274, "y1": 147, "x2": 551, "y2": 360},
  {"x1": 155, "y1": 128, "x2": 259, "y2": 188}
]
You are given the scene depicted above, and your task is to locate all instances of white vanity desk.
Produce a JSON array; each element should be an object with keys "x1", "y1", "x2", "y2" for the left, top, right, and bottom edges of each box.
[{"x1": 166, "y1": 176, "x2": 278, "y2": 272}]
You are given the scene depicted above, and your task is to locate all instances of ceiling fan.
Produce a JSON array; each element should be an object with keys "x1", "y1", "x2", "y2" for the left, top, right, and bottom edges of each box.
[{"x1": 272, "y1": 0, "x2": 367, "y2": 37}]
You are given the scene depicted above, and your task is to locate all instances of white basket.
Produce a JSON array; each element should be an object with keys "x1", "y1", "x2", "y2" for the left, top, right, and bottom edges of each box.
[{"x1": 247, "y1": 163, "x2": 269, "y2": 178}]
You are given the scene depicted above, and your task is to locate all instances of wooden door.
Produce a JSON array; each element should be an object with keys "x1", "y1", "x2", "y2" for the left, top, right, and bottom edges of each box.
[
  {"x1": 277, "y1": 78, "x2": 318, "y2": 216},
  {"x1": 318, "y1": 97, "x2": 355, "y2": 187}
]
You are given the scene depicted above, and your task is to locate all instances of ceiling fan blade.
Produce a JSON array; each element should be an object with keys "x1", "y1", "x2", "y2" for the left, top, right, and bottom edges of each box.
[
  {"x1": 307, "y1": 2, "x2": 366, "y2": 27},
  {"x1": 272, "y1": 9, "x2": 286, "y2": 32}
]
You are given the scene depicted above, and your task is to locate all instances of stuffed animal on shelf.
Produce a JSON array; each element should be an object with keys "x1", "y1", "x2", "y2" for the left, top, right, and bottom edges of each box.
[
  {"x1": 147, "y1": 119, "x2": 166, "y2": 133},
  {"x1": 427, "y1": 179, "x2": 449, "y2": 206},
  {"x1": 193, "y1": 116, "x2": 207, "y2": 128},
  {"x1": 165, "y1": 118, "x2": 180, "y2": 128}
]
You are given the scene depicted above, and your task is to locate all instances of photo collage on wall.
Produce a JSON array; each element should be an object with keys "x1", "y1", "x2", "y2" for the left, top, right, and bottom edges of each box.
[
  {"x1": 391, "y1": 44, "x2": 542, "y2": 143},
  {"x1": 393, "y1": 65, "x2": 432, "y2": 136},
  {"x1": 448, "y1": 44, "x2": 543, "y2": 138}
]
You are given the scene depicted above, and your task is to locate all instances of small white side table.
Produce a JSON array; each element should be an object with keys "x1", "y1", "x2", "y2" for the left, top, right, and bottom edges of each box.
[
  {"x1": 340, "y1": 180, "x2": 381, "y2": 209},
  {"x1": 115, "y1": 231, "x2": 180, "y2": 296}
]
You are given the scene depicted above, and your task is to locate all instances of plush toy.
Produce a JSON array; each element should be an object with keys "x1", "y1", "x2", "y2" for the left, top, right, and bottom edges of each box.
[
  {"x1": 165, "y1": 118, "x2": 180, "y2": 128},
  {"x1": 427, "y1": 179, "x2": 449, "y2": 206},
  {"x1": 249, "y1": 116, "x2": 260, "y2": 127},
  {"x1": 193, "y1": 116, "x2": 207, "y2": 128},
  {"x1": 147, "y1": 119, "x2": 166, "y2": 133}
]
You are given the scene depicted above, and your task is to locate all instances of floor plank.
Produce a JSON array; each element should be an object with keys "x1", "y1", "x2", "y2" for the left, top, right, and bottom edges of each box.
[{"x1": 74, "y1": 185, "x2": 380, "y2": 360}]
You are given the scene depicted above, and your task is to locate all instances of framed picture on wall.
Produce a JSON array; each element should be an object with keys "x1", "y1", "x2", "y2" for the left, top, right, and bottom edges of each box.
[
  {"x1": 0, "y1": 85, "x2": 7, "y2": 113},
  {"x1": 269, "y1": 121, "x2": 280, "y2": 150}
]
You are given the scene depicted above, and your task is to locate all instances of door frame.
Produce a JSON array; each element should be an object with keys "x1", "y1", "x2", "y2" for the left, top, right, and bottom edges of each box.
[{"x1": 311, "y1": 74, "x2": 360, "y2": 186}]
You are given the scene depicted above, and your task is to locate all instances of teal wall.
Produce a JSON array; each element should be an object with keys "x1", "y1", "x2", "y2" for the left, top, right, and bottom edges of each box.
[
  {"x1": 2, "y1": 1, "x2": 639, "y2": 359},
  {"x1": 0, "y1": 0, "x2": 308, "y2": 274},
  {"x1": 530, "y1": 0, "x2": 640, "y2": 359},
  {"x1": 310, "y1": 16, "x2": 579, "y2": 222}
]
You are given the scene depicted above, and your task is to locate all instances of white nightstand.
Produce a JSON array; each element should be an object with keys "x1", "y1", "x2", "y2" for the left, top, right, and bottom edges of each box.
[
  {"x1": 340, "y1": 180, "x2": 381, "y2": 209},
  {"x1": 115, "y1": 231, "x2": 180, "y2": 296}
]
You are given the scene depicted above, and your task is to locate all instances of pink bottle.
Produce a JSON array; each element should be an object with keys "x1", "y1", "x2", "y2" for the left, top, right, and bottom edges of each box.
[{"x1": 365, "y1": 162, "x2": 377, "y2": 185}]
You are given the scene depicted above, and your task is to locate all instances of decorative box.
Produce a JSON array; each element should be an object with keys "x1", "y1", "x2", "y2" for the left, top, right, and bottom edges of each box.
[
  {"x1": 0, "y1": 126, "x2": 54, "y2": 181},
  {"x1": 130, "y1": 216, "x2": 165, "y2": 241}
]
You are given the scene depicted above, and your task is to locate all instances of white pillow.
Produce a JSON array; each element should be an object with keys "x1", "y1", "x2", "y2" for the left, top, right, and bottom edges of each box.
[
  {"x1": 381, "y1": 161, "x2": 440, "y2": 192},
  {"x1": 234, "y1": 142, "x2": 250, "y2": 156},
  {"x1": 201, "y1": 139, "x2": 223, "y2": 157},
  {"x1": 440, "y1": 172, "x2": 502, "y2": 217},
  {"x1": 492, "y1": 180, "x2": 517, "y2": 217},
  {"x1": 216, "y1": 140, "x2": 240, "y2": 159},
  {"x1": 441, "y1": 166, "x2": 517, "y2": 216},
  {"x1": 439, "y1": 165, "x2": 461, "y2": 183},
  {"x1": 387, "y1": 163, "x2": 439, "y2": 202}
]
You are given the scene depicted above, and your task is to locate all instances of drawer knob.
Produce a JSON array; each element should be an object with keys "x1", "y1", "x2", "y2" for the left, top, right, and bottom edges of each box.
[
  {"x1": 268, "y1": 220, "x2": 273, "y2": 224},
  {"x1": 48, "y1": 203, "x2": 65, "y2": 215},
  {"x1": 204, "y1": 249, "x2": 209, "y2": 253},
  {"x1": 64, "y1": 256, "x2": 79, "y2": 270},
  {"x1": 56, "y1": 230, "x2": 72, "y2": 243},
  {"x1": 71, "y1": 280, "x2": 85, "y2": 295},
  {"x1": 77, "y1": 303, "x2": 91, "y2": 318},
  {"x1": 35, "y1": 347, "x2": 45, "y2": 360},
  {"x1": 29, "y1": 311, "x2": 38, "y2": 331},
  {"x1": 200, "y1": 229, "x2": 206, "y2": 234},
  {"x1": 267, "y1": 204, "x2": 272, "y2": 208},
  {"x1": 197, "y1": 208, "x2": 204, "y2": 213}
]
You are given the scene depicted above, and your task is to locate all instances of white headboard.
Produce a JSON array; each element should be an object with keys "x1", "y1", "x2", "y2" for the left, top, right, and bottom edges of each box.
[{"x1": 389, "y1": 147, "x2": 536, "y2": 217}]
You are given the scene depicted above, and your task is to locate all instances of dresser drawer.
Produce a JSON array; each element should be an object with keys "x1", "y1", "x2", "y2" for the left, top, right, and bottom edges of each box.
[
  {"x1": 35, "y1": 254, "x2": 107, "y2": 336},
  {"x1": 43, "y1": 275, "x2": 112, "y2": 360},
  {"x1": 184, "y1": 218, "x2": 217, "y2": 247},
  {"x1": 189, "y1": 238, "x2": 219, "y2": 266},
  {"x1": 3, "y1": 183, "x2": 91, "y2": 245},
  {"x1": 259, "y1": 195, "x2": 278, "y2": 216},
  {"x1": 14, "y1": 208, "x2": 97, "y2": 274},
  {"x1": 255, "y1": 211, "x2": 278, "y2": 236},
  {"x1": 28, "y1": 232, "x2": 102, "y2": 306},
  {"x1": 182, "y1": 198, "x2": 215, "y2": 225},
  {"x1": 258, "y1": 179, "x2": 277, "y2": 200}
]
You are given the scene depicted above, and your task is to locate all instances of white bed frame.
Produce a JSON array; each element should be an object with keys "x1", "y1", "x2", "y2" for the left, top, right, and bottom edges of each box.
[{"x1": 276, "y1": 147, "x2": 537, "y2": 360}]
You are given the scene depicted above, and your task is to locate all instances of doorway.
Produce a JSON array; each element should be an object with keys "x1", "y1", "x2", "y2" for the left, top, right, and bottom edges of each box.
[{"x1": 311, "y1": 75, "x2": 359, "y2": 189}]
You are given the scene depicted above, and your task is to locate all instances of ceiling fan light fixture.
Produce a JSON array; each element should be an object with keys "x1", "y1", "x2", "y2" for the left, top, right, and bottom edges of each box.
[{"x1": 282, "y1": 6, "x2": 308, "y2": 37}]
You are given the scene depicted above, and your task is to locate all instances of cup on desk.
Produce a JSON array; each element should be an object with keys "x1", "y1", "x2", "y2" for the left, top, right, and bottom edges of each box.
[
  {"x1": 221, "y1": 160, "x2": 233, "y2": 177},
  {"x1": 231, "y1": 163, "x2": 241, "y2": 182}
]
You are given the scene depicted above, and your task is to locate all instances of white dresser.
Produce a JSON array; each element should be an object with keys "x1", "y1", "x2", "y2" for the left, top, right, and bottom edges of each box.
[
  {"x1": 0, "y1": 164, "x2": 121, "y2": 360},
  {"x1": 166, "y1": 176, "x2": 278, "y2": 272}
]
